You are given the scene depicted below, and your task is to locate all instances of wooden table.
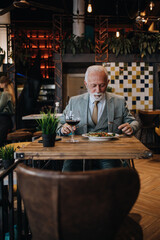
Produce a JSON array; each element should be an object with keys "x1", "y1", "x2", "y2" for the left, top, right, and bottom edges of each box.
[
  {"x1": 138, "y1": 109, "x2": 160, "y2": 125},
  {"x1": 138, "y1": 109, "x2": 160, "y2": 115},
  {"x1": 15, "y1": 135, "x2": 152, "y2": 168}
]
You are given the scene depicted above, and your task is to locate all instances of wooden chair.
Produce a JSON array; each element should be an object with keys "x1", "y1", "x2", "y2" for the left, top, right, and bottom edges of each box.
[
  {"x1": 16, "y1": 164, "x2": 140, "y2": 240},
  {"x1": 6, "y1": 114, "x2": 33, "y2": 143}
]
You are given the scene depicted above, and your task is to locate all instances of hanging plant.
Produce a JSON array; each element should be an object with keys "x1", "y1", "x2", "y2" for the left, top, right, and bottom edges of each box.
[
  {"x1": 75, "y1": 35, "x2": 95, "y2": 54},
  {"x1": 61, "y1": 34, "x2": 77, "y2": 55},
  {"x1": 106, "y1": 36, "x2": 132, "y2": 57},
  {"x1": 135, "y1": 32, "x2": 159, "y2": 58},
  {"x1": 61, "y1": 34, "x2": 94, "y2": 55},
  {"x1": 106, "y1": 31, "x2": 160, "y2": 58},
  {"x1": 0, "y1": 47, "x2": 5, "y2": 67}
]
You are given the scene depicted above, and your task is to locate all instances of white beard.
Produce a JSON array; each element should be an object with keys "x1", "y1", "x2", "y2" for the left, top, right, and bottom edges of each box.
[{"x1": 90, "y1": 92, "x2": 104, "y2": 101}]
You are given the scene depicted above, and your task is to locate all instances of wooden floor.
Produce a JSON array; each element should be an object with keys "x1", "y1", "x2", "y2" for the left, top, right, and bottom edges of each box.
[{"x1": 129, "y1": 154, "x2": 160, "y2": 240}]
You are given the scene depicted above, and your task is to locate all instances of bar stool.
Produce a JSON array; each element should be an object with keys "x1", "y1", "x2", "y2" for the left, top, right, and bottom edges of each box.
[
  {"x1": 138, "y1": 111, "x2": 158, "y2": 149},
  {"x1": 7, "y1": 129, "x2": 33, "y2": 142},
  {"x1": 32, "y1": 130, "x2": 42, "y2": 141}
]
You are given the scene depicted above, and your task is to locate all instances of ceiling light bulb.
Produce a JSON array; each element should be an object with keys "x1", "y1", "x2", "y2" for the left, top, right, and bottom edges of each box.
[
  {"x1": 116, "y1": 31, "x2": 120, "y2": 38},
  {"x1": 87, "y1": 3, "x2": 92, "y2": 13},
  {"x1": 149, "y1": 1, "x2": 154, "y2": 11}
]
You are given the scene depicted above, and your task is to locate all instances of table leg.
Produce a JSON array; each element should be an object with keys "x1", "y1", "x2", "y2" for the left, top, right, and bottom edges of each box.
[
  {"x1": 83, "y1": 159, "x2": 85, "y2": 171},
  {"x1": 127, "y1": 159, "x2": 135, "y2": 169},
  {"x1": 131, "y1": 159, "x2": 135, "y2": 169},
  {"x1": 122, "y1": 159, "x2": 135, "y2": 169}
]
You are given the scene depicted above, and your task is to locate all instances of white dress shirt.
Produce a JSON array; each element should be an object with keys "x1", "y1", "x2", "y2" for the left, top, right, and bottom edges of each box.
[{"x1": 89, "y1": 94, "x2": 106, "y2": 122}]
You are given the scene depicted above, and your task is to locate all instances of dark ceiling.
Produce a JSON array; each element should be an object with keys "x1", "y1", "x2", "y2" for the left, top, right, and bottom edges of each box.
[
  {"x1": 0, "y1": 0, "x2": 151, "y2": 18},
  {"x1": 0, "y1": 0, "x2": 160, "y2": 27}
]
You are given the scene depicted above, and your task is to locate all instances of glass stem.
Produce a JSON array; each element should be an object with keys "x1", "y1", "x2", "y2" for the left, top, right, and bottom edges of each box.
[{"x1": 71, "y1": 127, "x2": 74, "y2": 142}]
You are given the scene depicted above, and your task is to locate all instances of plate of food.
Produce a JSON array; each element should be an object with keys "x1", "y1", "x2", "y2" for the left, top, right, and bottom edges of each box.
[{"x1": 82, "y1": 132, "x2": 120, "y2": 141}]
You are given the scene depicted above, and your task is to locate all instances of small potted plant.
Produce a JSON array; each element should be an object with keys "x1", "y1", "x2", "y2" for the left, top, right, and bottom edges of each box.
[
  {"x1": 0, "y1": 145, "x2": 15, "y2": 169},
  {"x1": 37, "y1": 111, "x2": 59, "y2": 147}
]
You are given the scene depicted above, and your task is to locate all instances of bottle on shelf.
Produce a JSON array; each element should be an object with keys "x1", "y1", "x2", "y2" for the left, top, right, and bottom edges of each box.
[{"x1": 55, "y1": 102, "x2": 60, "y2": 113}]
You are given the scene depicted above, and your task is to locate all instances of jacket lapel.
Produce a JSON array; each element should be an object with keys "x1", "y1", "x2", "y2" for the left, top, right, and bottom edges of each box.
[
  {"x1": 79, "y1": 93, "x2": 89, "y2": 133},
  {"x1": 106, "y1": 93, "x2": 114, "y2": 132}
]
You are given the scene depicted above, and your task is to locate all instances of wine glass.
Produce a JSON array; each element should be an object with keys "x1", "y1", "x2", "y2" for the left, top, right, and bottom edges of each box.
[{"x1": 65, "y1": 110, "x2": 80, "y2": 142}]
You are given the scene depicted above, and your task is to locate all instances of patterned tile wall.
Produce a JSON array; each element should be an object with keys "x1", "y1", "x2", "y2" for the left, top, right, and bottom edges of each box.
[{"x1": 104, "y1": 62, "x2": 154, "y2": 111}]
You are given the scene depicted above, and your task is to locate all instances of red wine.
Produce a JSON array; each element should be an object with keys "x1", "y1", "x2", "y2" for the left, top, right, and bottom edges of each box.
[{"x1": 66, "y1": 120, "x2": 80, "y2": 126}]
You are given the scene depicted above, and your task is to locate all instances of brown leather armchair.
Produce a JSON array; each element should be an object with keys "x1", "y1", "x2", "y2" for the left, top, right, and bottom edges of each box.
[{"x1": 16, "y1": 164, "x2": 140, "y2": 240}]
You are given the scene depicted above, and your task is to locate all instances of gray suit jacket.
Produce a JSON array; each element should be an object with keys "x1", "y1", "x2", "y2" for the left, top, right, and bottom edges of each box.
[{"x1": 59, "y1": 92, "x2": 140, "y2": 135}]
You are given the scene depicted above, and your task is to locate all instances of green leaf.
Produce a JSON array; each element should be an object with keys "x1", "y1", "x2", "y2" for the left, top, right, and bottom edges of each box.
[
  {"x1": 0, "y1": 145, "x2": 15, "y2": 160},
  {"x1": 36, "y1": 110, "x2": 60, "y2": 135},
  {"x1": 148, "y1": 46, "x2": 151, "y2": 55}
]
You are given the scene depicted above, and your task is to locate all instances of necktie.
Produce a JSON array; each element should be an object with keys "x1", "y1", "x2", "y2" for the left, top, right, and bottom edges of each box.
[{"x1": 92, "y1": 101, "x2": 99, "y2": 125}]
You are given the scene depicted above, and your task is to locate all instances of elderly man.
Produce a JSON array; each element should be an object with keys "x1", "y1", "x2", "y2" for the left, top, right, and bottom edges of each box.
[{"x1": 59, "y1": 65, "x2": 140, "y2": 171}]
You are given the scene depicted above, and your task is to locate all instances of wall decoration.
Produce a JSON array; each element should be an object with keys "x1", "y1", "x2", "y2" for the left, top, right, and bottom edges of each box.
[{"x1": 105, "y1": 62, "x2": 153, "y2": 110}]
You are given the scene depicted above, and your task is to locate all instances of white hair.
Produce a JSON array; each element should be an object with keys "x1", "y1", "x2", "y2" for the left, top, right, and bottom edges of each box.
[{"x1": 84, "y1": 65, "x2": 108, "y2": 83}]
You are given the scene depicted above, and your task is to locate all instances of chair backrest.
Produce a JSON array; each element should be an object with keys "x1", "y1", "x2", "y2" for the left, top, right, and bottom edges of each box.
[
  {"x1": 138, "y1": 112, "x2": 158, "y2": 128},
  {"x1": 16, "y1": 164, "x2": 140, "y2": 240}
]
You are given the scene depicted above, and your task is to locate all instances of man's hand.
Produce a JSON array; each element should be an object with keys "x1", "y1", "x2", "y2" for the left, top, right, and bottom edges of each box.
[
  {"x1": 118, "y1": 123, "x2": 133, "y2": 135},
  {"x1": 61, "y1": 123, "x2": 76, "y2": 135}
]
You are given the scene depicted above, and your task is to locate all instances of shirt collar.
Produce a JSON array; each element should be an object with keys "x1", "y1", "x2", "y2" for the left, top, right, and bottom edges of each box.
[{"x1": 89, "y1": 93, "x2": 106, "y2": 104}]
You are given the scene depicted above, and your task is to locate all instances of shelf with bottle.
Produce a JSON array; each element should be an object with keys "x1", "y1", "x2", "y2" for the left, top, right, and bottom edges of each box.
[
  {"x1": 26, "y1": 30, "x2": 53, "y2": 45},
  {"x1": 26, "y1": 30, "x2": 53, "y2": 39},
  {"x1": 24, "y1": 44, "x2": 53, "y2": 50},
  {"x1": 10, "y1": 28, "x2": 56, "y2": 113},
  {"x1": 40, "y1": 68, "x2": 54, "y2": 79},
  {"x1": 38, "y1": 84, "x2": 55, "y2": 102},
  {"x1": 38, "y1": 94, "x2": 55, "y2": 102},
  {"x1": 31, "y1": 53, "x2": 53, "y2": 58},
  {"x1": 25, "y1": 30, "x2": 55, "y2": 81}
]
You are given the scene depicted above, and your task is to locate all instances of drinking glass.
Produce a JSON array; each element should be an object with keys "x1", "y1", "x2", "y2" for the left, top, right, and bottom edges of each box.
[{"x1": 65, "y1": 110, "x2": 80, "y2": 142}]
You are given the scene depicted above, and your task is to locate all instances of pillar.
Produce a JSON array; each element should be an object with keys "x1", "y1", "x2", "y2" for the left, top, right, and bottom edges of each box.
[
  {"x1": 73, "y1": 0, "x2": 85, "y2": 37},
  {"x1": 0, "y1": 11, "x2": 11, "y2": 71}
]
